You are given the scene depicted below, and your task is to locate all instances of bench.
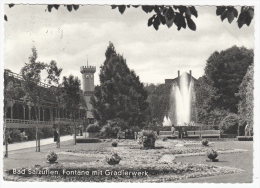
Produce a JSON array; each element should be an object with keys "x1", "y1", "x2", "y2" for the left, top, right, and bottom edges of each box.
[
  {"x1": 159, "y1": 131, "x2": 179, "y2": 138},
  {"x1": 186, "y1": 130, "x2": 220, "y2": 138}
]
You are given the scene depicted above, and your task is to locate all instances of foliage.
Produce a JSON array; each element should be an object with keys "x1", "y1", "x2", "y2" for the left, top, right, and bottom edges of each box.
[
  {"x1": 201, "y1": 139, "x2": 209, "y2": 146},
  {"x1": 76, "y1": 138, "x2": 101, "y2": 143},
  {"x1": 86, "y1": 123, "x2": 100, "y2": 133},
  {"x1": 162, "y1": 137, "x2": 168, "y2": 141},
  {"x1": 46, "y1": 150, "x2": 58, "y2": 162},
  {"x1": 204, "y1": 46, "x2": 253, "y2": 113},
  {"x1": 91, "y1": 42, "x2": 149, "y2": 128},
  {"x1": 5, "y1": 4, "x2": 254, "y2": 31},
  {"x1": 144, "y1": 83, "x2": 171, "y2": 125},
  {"x1": 106, "y1": 152, "x2": 121, "y2": 165},
  {"x1": 100, "y1": 121, "x2": 120, "y2": 138},
  {"x1": 111, "y1": 5, "x2": 254, "y2": 30},
  {"x1": 20, "y1": 47, "x2": 62, "y2": 121},
  {"x1": 206, "y1": 149, "x2": 218, "y2": 160},
  {"x1": 62, "y1": 75, "x2": 86, "y2": 119},
  {"x1": 111, "y1": 141, "x2": 118, "y2": 147},
  {"x1": 237, "y1": 136, "x2": 253, "y2": 141},
  {"x1": 219, "y1": 113, "x2": 239, "y2": 134},
  {"x1": 138, "y1": 130, "x2": 157, "y2": 148},
  {"x1": 238, "y1": 64, "x2": 254, "y2": 133}
]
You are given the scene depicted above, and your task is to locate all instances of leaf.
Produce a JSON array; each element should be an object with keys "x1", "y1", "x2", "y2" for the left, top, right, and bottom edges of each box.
[
  {"x1": 189, "y1": 6, "x2": 198, "y2": 18},
  {"x1": 237, "y1": 11, "x2": 246, "y2": 28},
  {"x1": 165, "y1": 8, "x2": 175, "y2": 28},
  {"x1": 47, "y1": 5, "x2": 53, "y2": 12},
  {"x1": 245, "y1": 11, "x2": 252, "y2": 26},
  {"x1": 159, "y1": 14, "x2": 166, "y2": 25},
  {"x1": 118, "y1": 5, "x2": 126, "y2": 14},
  {"x1": 248, "y1": 8, "x2": 254, "y2": 18},
  {"x1": 185, "y1": 8, "x2": 191, "y2": 18},
  {"x1": 73, "y1": 5, "x2": 79, "y2": 11},
  {"x1": 186, "y1": 17, "x2": 196, "y2": 31},
  {"x1": 216, "y1": 6, "x2": 226, "y2": 16},
  {"x1": 4, "y1": 14, "x2": 7, "y2": 21},
  {"x1": 111, "y1": 5, "x2": 117, "y2": 9},
  {"x1": 154, "y1": 6, "x2": 160, "y2": 14},
  {"x1": 142, "y1": 6, "x2": 153, "y2": 13},
  {"x1": 132, "y1": 5, "x2": 139, "y2": 8},
  {"x1": 221, "y1": 10, "x2": 228, "y2": 21},
  {"x1": 153, "y1": 16, "x2": 160, "y2": 30},
  {"x1": 227, "y1": 11, "x2": 234, "y2": 23},
  {"x1": 173, "y1": 13, "x2": 183, "y2": 30},
  {"x1": 9, "y1": 4, "x2": 15, "y2": 8},
  {"x1": 165, "y1": 7, "x2": 174, "y2": 20},
  {"x1": 233, "y1": 8, "x2": 238, "y2": 18},
  {"x1": 54, "y1": 4, "x2": 60, "y2": 10},
  {"x1": 67, "y1": 5, "x2": 73, "y2": 12},
  {"x1": 178, "y1": 6, "x2": 187, "y2": 14},
  {"x1": 148, "y1": 16, "x2": 154, "y2": 27}
]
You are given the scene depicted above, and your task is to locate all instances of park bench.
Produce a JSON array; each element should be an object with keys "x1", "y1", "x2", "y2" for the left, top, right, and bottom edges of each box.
[
  {"x1": 186, "y1": 130, "x2": 221, "y2": 138},
  {"x1": 159, "y1": 131, "x2": 179, "y2": 138}
]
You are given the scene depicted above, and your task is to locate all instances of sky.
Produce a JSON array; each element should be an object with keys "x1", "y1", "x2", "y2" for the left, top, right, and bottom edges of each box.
[{"x1": 4, "y1": 4, "x2": 255, "y2": 87}]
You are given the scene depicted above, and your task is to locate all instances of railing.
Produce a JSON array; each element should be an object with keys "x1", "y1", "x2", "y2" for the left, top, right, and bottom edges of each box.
[
  {"x1": 5, "y1": 70, "x2": 52, "y2": 88},
  {"x1": 54, "y1": 118, "x2": 83, "y2": 124},
  {"x1": 5, "y1": 118, "x2": 52, "y2": 125}
]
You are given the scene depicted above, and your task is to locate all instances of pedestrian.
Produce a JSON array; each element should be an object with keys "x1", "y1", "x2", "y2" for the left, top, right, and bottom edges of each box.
[
  {"x1": 171, "y1": 124, "x2": 175, "y2": 136},
  {"x1": 54, "y1": 129, "x2": 59, "y2": 147}
]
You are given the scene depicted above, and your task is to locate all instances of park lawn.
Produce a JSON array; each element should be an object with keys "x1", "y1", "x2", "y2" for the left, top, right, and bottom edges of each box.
[{"x1": 3, "y1": 139, "x2": 252, "y2": 182}]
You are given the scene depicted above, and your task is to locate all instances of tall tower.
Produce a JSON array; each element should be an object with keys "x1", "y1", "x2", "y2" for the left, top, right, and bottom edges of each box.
[{"x1": 80, "y1": 63, "x2": 96, "y2": 123}]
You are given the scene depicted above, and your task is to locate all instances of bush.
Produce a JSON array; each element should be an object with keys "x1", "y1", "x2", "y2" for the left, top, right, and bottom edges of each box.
[
  {"x1": 76, "y1": 138, "x2": 101, "y2": 143},
  {"x1": 86, "y1": 123, "x2": 101, "y2": 133},
  {"x1": 219, "y1": 114, "x2": 239, "y2": 134},
  {"x1": 202, "y1": 139, "x2": 209, "y2": 146},
  {"x1": 46, "y1": 151, "x2": 58, "y2": 162},
  {"x1": 206, "y1": 149, "x2": 218, "y2": 160},
  {"x1": 162, "y1": 137, "x2": 168, "y2": 141},
  {"x1": 138, "y1": 130, "x2": 157, "y2": 149},
  {"x1": 106, "y1": 153, "x2": 121, "y2": 165},
  {"x1": 100, "y1": 122, "x2": 120, "y2": 138},
  {"x1": 237, "y1": 136, "x2": 253, "y2": 141},
  {"x1": 111, "y1": 141, "x2": 118, "y2": 147},
  {"x1": 8, "y1": 129, "x2": 21, "y2": 143}
]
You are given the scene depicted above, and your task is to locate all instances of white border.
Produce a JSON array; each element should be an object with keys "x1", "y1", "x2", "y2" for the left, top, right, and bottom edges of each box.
[{"x1": 0, "y1": 0, "x2": 259, "y2": 188}]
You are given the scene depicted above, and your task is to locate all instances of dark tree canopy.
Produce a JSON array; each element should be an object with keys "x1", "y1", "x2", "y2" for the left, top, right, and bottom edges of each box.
[
  {"x1": 91, "y1": 42, "x2": 149, "y2": 128},
  {"x1": 204, "y1": 46, "x2": 253, "y2": 113},
  {"x1": 238, "y1": 64, "x2": 254, "y2": 129}
]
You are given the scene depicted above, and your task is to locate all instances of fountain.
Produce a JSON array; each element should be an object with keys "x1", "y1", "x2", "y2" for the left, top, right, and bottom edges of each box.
[{"x1": 168, "y1": 71, "x2": 197, "y2": 126}]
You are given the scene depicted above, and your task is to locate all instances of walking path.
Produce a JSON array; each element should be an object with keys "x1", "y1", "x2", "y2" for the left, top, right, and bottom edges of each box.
[{"x1": 6, "y1": 135, "x2": 75, "y2": 151}]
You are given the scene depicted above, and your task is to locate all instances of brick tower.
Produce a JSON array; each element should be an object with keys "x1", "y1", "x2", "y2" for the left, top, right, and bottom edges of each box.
[{"x1": 80, "y1": 63, "x2": 96, "y2": 123}]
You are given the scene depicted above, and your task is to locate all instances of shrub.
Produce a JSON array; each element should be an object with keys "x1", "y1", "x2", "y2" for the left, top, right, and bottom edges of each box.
[
  {"x1": 76, "y1": 138, "x2": 101, "y2": 143},
  {"x1": 138, "y1": 130, "x2": 157, "y2": 149},
  {"x1": 86, "y1": 123, "x2": 101, "y2": 133},
  {"x1": 162, "y1": 137, "x2": 168, "y2": 141},
  {"x1": 106, "y1": 153, "x2": 121, "y2": 165},
  {"x1": 237, "y1": 136, "x2": 253, "y2": 141},
  {"x1": 8, "y1": 129, "x2": 21, "y2": 143},
  {"x1": 111, "y1": 141, "x2": 118, "y2": 147},
  {"x1": 206, "y1": 149, "x2": 218, "y2": 160},
  {"x1": 100, "y1": 122, "x2": 120, "y2": 138},
  {"x1": 202, "y1": 139, "x2": 209, "y2": 146},
  {"x1": 46, "y1": 151, "x2": 58, "y2": 162}
]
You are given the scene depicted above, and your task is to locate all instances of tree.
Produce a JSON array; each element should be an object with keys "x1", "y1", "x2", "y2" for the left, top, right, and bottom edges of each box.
[
  {"x1": 144, "y1": 83, "x2": 171, "y2": 124},
  {"x1": 204, "y1": 46, "x2": 253, "y2": 113},
  {"x1": 238, "y1": 64, "x2": 254, "y2": 134},
  {"x1": 5, "y1": 5, "x2": 254, "y2": 31},
  {"x1": 61, "y1": 75, "x2": 86, "y2": 120},
  {"x1": 20, "y1": 46, "x2": 62, "y2": 151},
  {"x1": 91, "y1": 42, "x2": 149, "y2": 129}
]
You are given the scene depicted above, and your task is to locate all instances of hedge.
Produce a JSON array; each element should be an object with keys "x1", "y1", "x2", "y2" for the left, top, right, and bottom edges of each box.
[
  {"x1": 237, "y1": 136, "x2": 253, "y2": 141},
  {"x1": 76, "y1": 138, "x2": 101, "y2": 143}
]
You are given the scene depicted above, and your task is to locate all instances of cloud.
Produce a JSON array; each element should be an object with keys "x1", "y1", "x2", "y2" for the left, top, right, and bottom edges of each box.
[{"x1": 4, "y1": 5, "x2": 255, "y2": 88}]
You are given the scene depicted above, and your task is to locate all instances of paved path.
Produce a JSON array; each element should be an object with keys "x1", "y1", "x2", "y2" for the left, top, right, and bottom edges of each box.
[{"x1": 5, "y1": 134, "x2": 87, "y2": 151}]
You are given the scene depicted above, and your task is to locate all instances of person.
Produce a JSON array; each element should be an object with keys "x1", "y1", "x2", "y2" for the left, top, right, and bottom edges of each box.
[
  {"x1": 20, "y1": 131, "x2": 28, "y2": 141},
  {"x1": 54, "y1": 129, "x2": 59, "y2": 147},
  {"x1": 171, "y1": 124, "x2": 175, "y2": 136},
  {"x1": 244, "y1": 123, "x2": 249, "y2": 136}
]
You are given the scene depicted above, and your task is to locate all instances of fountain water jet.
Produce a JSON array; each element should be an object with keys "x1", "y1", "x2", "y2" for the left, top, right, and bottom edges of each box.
[{"x1": 168, "y1": 71, "x2": 196, "y2": 126}]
